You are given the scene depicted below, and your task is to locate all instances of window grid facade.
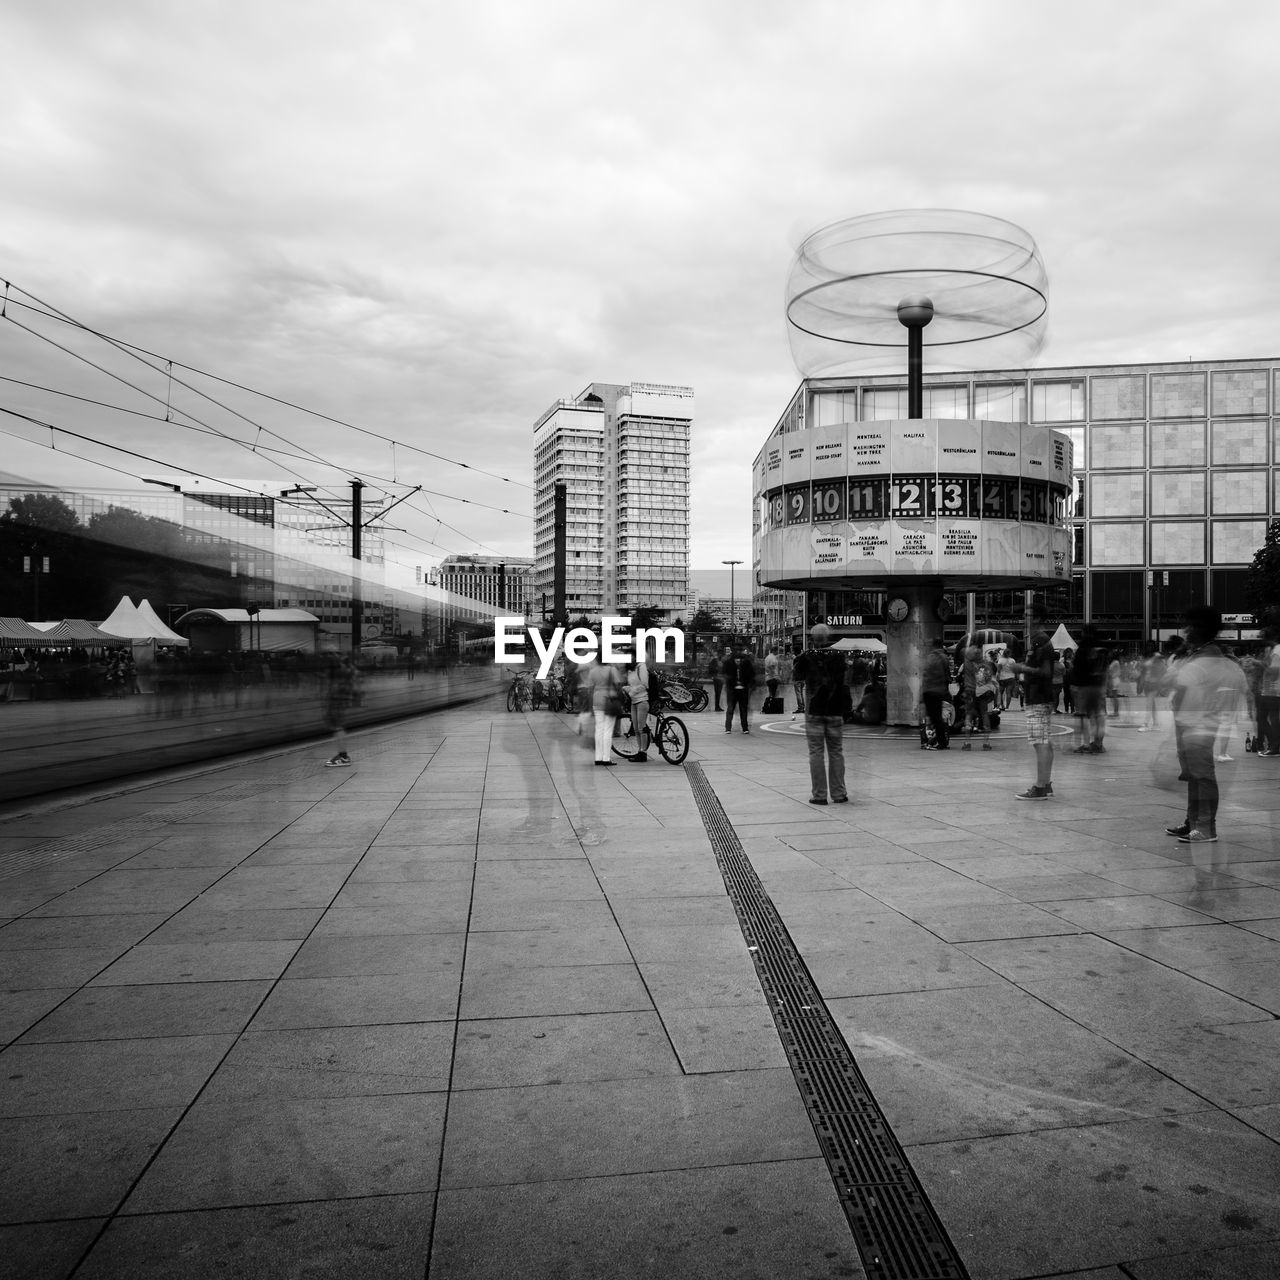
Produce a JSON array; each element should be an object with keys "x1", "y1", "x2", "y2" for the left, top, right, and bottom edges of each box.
[{"x1": 775, "y1": 357, "x2": 1277, "y2": 636}]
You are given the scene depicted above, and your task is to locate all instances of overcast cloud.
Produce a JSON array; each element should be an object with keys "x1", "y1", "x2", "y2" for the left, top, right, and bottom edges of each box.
[{"x1": 2, "y1": 0, "x2": 1277, "y2": 576}]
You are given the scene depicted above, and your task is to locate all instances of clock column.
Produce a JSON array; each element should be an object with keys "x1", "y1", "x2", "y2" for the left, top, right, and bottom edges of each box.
[{"x1": 884, "y1": 584, "x2": 946, "y2": 726}]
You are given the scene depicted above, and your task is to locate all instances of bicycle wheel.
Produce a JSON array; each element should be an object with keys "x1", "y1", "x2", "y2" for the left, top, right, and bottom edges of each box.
[
  {"x1": 690, "y1": 688, "x2": 709, "y2": 713},
  {"x1": 611, "y1": 713, "x2": 643, "y2": 760},
  {"x1": 517, "y1": 684, "x2": 533, "y2": 712},
  {"x1": 506, "y1": 684, "x2": 518, "y2": 712},
  {"x1": 655, "y1": 714, "x2": 689, "y2": 764},
  {"x1": 531, "y1": 682, "x2": 544, "y2": 710}
]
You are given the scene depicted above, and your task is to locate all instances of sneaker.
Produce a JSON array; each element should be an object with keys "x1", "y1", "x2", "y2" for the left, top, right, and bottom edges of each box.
[
  {"x1": 809, "y1": 797, "x2": 828, "y2": 805},
  {"x1": 1178, "y1": 829, "x2": 1218, "y2": 843},
  {"x1": 833, "y1": 796, "x2": 849, "y2": 804},
  {"x1": 1216, "y1": 754, "x2": 1233, "y2": 762},
  {"x1": 1090, "y1": 743, "x2": 1107, "y2": 754},
  {"x1": 1016, "y1": 786, "x2": 1050, "y2": 800},
  {"x1": 324, "y1": 757, "x2": 351, "y2": 768},
  {"x1": 1165, "y1": 822, "x2": 1192, "y2": 837},
  {"x1": 743, "y1": 729, "x2": 750, "y2": 734},
  {"x1": 725, "y1": 728, "x2": 733, "y2": 734},
  {"x1": 982, "y1": 742, "x2": 993, "y2": 751},
  {"x1": 628, "y1": 753, "x2": 648, "y2": 763}
]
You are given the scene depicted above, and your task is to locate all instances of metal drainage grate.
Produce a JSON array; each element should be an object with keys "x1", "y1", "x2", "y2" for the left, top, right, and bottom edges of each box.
[{"x1": 685, "y1": 762, "x2": 969, "y2": 1280}]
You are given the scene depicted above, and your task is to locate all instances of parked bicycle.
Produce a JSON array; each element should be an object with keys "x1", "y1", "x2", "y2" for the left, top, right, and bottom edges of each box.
[
  {"x1": 660, "y1": 675, "x2": 708, "y2": 713},
  {"x1": 505, "y1": 670, "x2": 535, "y2": 712},
  {"x1": 611, "y1": 691, "x2": 689, "y2": 765}
]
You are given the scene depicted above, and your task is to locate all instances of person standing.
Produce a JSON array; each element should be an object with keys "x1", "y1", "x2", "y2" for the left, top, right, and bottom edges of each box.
[
  {"x1": 708, "y1": 649, "x2": 725, "y2": 712},
  {"x1": 960, "y1": 645, "x2": 994, "y2": 750},
  {"x1": 997, "y1": 650, "x2": 1017, "y2": 710},
  {"x1": 764, "y1": 645, "x2": 780, "y2": 706},
  {"x1": 1013, "y1": 612, "x2": 1057, "y2": 799},
  {"x1": 921, "y1": 637, "x2": 952, "y2": 750},
  {"x1": 623, "y1": 645, "x2": 652, "y2": 763},
  {"x1": 323, "y1": 653, "x2": 359, "y2": 767},
  {"x1": 794, "y1": 644, "x2": 850, "y2": 803},
  {"x1": 586, "y1": 653, "x2": 624, "y2": 767},
  {"x1": 1138, "y1": 643, "x2": 1167, "y2": 732},
  {"x1": 778, "y1": 646, "x2": 795, "y2": 716},
  {"x1": 722, "y1": 642, "x2": 755, "y2": 734},
  {"x1": 1072, "y1": 628, "x2": 1108, "y2": 754},
  {"x1": 1167, "y1": 606, "x2": 1248, "y2": 843},
  {"x1": 1256, "y1": 628, "x2": 1280, "y2": 755}
]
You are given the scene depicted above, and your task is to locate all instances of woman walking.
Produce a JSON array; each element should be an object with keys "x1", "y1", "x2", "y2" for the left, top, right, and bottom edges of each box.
[{"x1": 585, "y1": 654, "x2": 624, "y2": 767}]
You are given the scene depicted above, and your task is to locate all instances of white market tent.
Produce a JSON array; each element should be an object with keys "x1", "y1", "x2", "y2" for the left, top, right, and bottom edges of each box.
[
  {"x1": 1049, "y1": 623, "x2": 1079, "y2": 652},
  {"x1": 98, "y1": 596, "x2": 189, "y2": 647},
  {"x1": 830, "y1": 637, "x2": 887, "y2": 653}
]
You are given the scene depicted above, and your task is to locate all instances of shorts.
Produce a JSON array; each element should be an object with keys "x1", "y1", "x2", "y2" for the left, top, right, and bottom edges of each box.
[{"x1": 1024, "y1": 703, "x2": 1053, "y2": 744}]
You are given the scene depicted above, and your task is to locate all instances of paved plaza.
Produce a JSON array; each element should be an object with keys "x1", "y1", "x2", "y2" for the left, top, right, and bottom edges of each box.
[{"x1": 2, "y1": 698, "x2": 1279, "y2": 1279}]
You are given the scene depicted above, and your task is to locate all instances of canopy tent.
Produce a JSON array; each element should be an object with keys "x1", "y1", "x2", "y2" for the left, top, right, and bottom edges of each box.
[
  {"x1": 1049, "y1": 623, "x2": 1079, "y2": 652},
  {"x1": 98, "y1": 596, "x2": 188, "y2": 646},
  {"x1": 830, "y1": 637, "x2": 887, "y2": 653},
  {"x1": 0, "y1": 617, "x2": 64, "y2": 647},
  {"x1": 28, "y1": 619, "x2": 130, "y2": 646}
]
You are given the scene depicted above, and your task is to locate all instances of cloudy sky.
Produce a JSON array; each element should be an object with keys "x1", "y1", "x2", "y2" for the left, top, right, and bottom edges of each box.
[{"x1": 3, "y1": 0, "x2": 1278, "y2": 580}]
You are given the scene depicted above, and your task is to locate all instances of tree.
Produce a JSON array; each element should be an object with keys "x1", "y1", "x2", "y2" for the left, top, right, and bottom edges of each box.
[
  {"x1": 0, "y1": 493, "x2": 82, "y2": 534},
  {"x1": 1245, "y1": 518, "x2": 1280, "y2": 626},
  {"x1": 688, "y1": 607, "x2": 722, "y2": 635}
]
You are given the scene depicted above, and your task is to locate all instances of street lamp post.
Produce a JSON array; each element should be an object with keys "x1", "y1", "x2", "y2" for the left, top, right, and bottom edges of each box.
[{"x1": 722, "y1": 559, "x2": 742, "y2": 639}]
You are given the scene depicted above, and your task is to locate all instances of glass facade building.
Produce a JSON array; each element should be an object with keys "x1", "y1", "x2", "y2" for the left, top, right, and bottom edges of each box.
[{"x1": 756, "y1": 357, "x2": 1277, "y2": 644}]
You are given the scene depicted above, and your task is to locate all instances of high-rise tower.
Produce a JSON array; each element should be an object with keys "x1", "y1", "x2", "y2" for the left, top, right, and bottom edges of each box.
[{"x1": 533, "y1": 381, "x2": 692, "y2": 621}]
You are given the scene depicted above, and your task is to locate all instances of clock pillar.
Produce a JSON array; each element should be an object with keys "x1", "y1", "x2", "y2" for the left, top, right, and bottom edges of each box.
[{"x1": 884, "y1": 584, "x2": 946, "y2": 726}]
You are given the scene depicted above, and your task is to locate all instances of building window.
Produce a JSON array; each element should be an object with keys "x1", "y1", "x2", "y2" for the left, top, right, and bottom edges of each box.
[
  {"x1": 972, "y1": 381, "x2": 1026, "y2": 422},
  {"x1": 811, "y1": 390, "x2": 857, "y2": 426},
  {"x1": 862, "y1": 388, "x2": 908, "y2": 420},
  {"x1": 1090, "y1": 473, "x2": 1145, "y2": 518},
  {"x1": 923, "y1": 385, "x2": 969, "y2": 418},
  {"x1": 1030, "y1": 380, "x2": 1084, "y2": 423}
]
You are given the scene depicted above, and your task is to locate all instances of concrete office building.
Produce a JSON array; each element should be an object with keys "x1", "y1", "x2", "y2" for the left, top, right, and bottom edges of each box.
[
  {"x1": 533, "y1": 381, "x2": 692, "y2": 620},
  {"x1": 754, "y1": 357, "x2": 1278, "y2": 645},
  {"x1": 432, "y1": 554, "x2": 533, "y2": 616}
]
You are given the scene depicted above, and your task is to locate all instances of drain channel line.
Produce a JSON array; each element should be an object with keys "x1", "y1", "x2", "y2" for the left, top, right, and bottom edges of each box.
[{"x1": 685, "y1": 763, "x2": 969, "y2": 1280}]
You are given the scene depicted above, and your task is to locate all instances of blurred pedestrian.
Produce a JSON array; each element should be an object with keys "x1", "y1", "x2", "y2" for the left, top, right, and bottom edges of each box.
[
  {"x1": 1167, "y1": 606, "x2": 1248, "y2": 843},
  {"x1": 920, "y1": 637, "x2": 952, "y2": 750},
  {"x1": 323, "y1": 653, "x2": 359, "y2": 767},
  {"x1": 585, "y1": 653, "x2": 624, "y2": 767},
  {"x1": 1072, "y1": 629, "x2": 1108, "y2": 754},
  {"x1": 1013, "y1": 610, "x2": 1057, "y2": 800}
]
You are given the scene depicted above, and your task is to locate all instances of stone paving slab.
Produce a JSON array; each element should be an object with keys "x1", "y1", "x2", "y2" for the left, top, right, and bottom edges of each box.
[{"x1": 0, "y1": 697, "x2": 1277, "y2": 1278}]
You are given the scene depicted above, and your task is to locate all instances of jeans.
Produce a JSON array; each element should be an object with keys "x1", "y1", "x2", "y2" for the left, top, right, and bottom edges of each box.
[
  {"x1": 1259, "y1": 695, "x2": 1280, "y2": 753},
  {"x1": 725, "y1": 685, "x2": 749, "y2": 731},
  {"x1": 712, "y1": 677, "x2": 724, "y2": 710},
  {"x1": 1175, "y1": 725, "x2": 1218, "y2": 830},
  {"x1": 805, "y1": 715, "x2": 846, "y2": 801}
]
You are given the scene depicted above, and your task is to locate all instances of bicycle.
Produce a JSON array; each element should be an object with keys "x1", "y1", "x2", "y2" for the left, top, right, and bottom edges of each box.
[
  {"x1": 505, "y1": 671, "x2": 534, "y2": 712},
  {"x1": 611, "y1": 692, "x2": 689, "y2": 765}
]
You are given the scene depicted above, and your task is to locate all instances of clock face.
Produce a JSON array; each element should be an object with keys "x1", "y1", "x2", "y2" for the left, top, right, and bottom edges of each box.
[{"x1": 887, "y1": 597, "x2": 909, "y2": 622}]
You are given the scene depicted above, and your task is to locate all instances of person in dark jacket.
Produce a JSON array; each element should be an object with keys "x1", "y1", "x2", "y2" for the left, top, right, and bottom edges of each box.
[
  {"x1": 921, "y1": 637, "x2": 952, "y2": 749},
  {"x1": 794, "y1": 645, "x2": 851, "y2": 803},
  {"x1": 722, "y1": 643, "x2": 755, "y2": 734}
]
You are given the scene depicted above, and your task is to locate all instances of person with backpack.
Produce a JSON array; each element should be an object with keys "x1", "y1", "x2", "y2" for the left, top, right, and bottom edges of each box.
[{"x1": 794, "y1": 644, "x2": 851, "y2": 804}]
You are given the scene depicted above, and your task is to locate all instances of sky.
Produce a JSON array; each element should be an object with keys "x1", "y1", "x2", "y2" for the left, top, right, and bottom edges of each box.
[{"x1": 3, "y1": 0, "x2": 1278, "y2": 587}]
